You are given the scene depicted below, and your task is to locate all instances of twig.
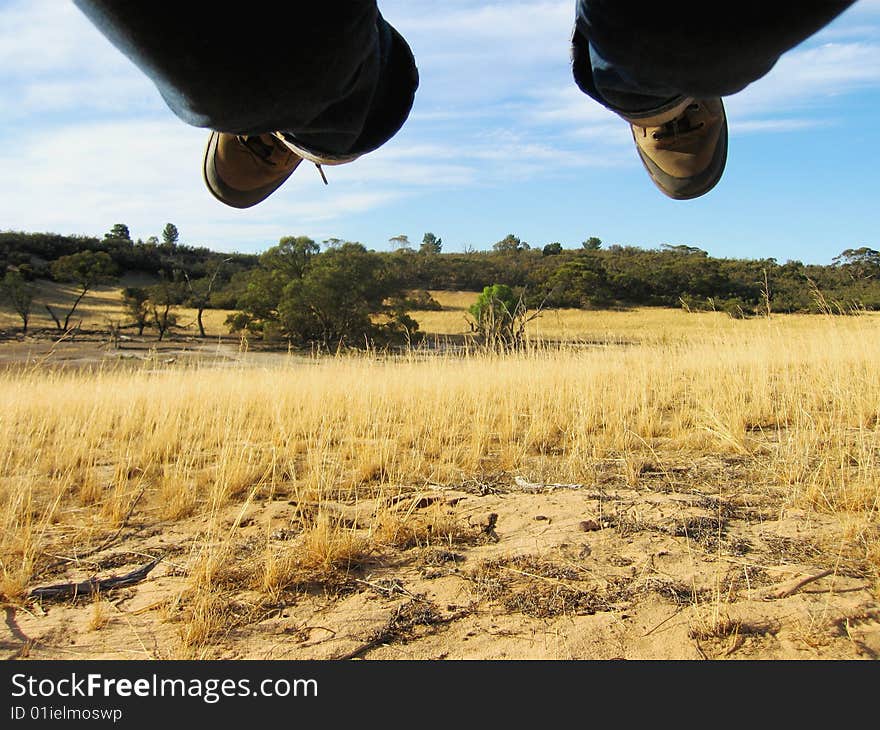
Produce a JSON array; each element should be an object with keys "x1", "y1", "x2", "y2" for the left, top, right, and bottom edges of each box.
[
  {"x1": 641, "y1": 606, "x2": 684, "y2": 637},
  {"x1": 763, "y1": 568, "x2": 834, "y2": 600},
  {"x1": 513, "y1": 476, "x2": 583, "y2": 492},
  {"x1": 41, "y1": 484, "x2": 147, "y2": 572},
  {"x1": 335, "y1": 608, "x2": 470, "y2": 661},
  {"x1": 354, "y1": 579, "x2": 426, "y2": 602},
  {"x1": 29, "y1": 556, "x2": 163, "y2": 602}
]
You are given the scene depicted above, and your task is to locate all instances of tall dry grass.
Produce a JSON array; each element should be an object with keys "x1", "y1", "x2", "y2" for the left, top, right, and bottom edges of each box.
[{"x1": 1, "y1": 308, "x2": 879, "y2": 612}]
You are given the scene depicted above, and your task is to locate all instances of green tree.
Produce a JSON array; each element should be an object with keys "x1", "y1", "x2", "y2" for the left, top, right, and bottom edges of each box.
[
  {"x1": 832, "y1": 247, "x2": 880, "y2": 281},
  {"x1": 419, "y1": 232, "x2": 442, "y2": 255},
  {"x1": 263, "y1": 236, "x2": 320, "y2": 280},
  {"x1": 105, "y1": 223, "x2": 131, "y2": 241},
  {"x1": 493, "y1": 234, "x2": 529, "y2": 254},
  {"x1": 278, "y1": 242, "x2": 412, "y2": 348},
  {"x1": 121, "y1": 287, "x2": 150, "y2": 336},
  {"x1": 389, "y1": 234, "x2": 411, "y2": 251},
  {"x1": 1, "y1": 270, "x2": 35, "y2": 334},
  {"x1": 147, "y1": 277, "x2": 183, "y2": 341},
  {"x1": 467, "y1": 283, "x2": 536, "y2": 349},
  {"x1": 236, "y1": 236, "x2": 320, "y2": 326},
  {"x1": 162, "y1": 223, "x2": 180, "y2": 249},
  {"x1": 542, "y1": 242, "x2": 563, "y2": 256},
  {"x1": 48, "y1": 251, "x2": 117, "y2": 331},
  {"x1": 545, "y1": 258, "x2": 609, "y2": 308},
  {"x1": 183, "y1": 258, "x2": 230, "y2": 337},
  {"x1": 582, "y1": 236, "x2": 602, "y2": 250}
]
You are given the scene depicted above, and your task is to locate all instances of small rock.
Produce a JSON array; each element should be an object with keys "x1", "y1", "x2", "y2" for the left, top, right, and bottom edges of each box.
[
  {"x1": 534, "y1": 515, "x2": 549, "y2": 521},
  {"x1": 578, "y1": 519, "x2": 601, "y2": 532}
]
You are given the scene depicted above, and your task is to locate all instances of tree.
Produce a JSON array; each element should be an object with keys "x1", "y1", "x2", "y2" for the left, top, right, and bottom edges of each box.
[
  {"x1": 493, "y1": 234, "x2": 529, "y2": 253},
  {"x1": 832, "y1": 247, "x2": 880, "y2": 281},
  {"x1": 105, "y1": 223, "x2": 131, "y2": 241},
  {"x1": 1, "y1": 270, "x2": 35, "y2": 334},
  {"x1": 147, "y1": 277, "x2": 182, "y2": 341},
  {"x1": 660, "y1": 244, "x2": 708, "y2": 257},
  {"x1": 263, "y1": 236, "x2": 319, "y2": 280},
  {"x1": 236, "y1": 236, "x2": 320, "y2": 326},
  {"x1": 582, "y1": 236, "x2": 602, "y2": 250},
  {"x1": 545, "y1": 258, "x2": 610, "y2": 308},
  {"x1": 162, "y1": 223, "x2": 180, "y2": 249},
  {"x1": 542, "y1": 242, "x2": 563, "y2": 256},
  {"x1": 389, "y1": 234, "x2": 411, "y2": 251},
  {"x1": 277, "y1": 242, "x2": 412, "y2": 348},
  {"x1": 183, "y1": 258, "x2": 230, "y2": 337},
  {"x1": 48, "y1": 251, "x2": 117, "y2": 331},
  {"x1": 419, "y1": 232, "x2": 442, "y2": 255},
  {"x1": 467, "y1": 283, "x2": 540, "y2": 349},
  {"x1": 121, "y1": 287, "x2": 150, "y2": 336}
]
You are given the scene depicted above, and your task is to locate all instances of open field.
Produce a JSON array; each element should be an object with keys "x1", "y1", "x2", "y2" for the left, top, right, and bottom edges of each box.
[{"x1": 1, "y1": 303, "x2": 879, "y2": 660}]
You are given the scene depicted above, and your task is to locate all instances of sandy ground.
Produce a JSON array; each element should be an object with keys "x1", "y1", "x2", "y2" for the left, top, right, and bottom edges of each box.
[{"x1": 4, "y1": 462, "x2": 878, "y2": 661}]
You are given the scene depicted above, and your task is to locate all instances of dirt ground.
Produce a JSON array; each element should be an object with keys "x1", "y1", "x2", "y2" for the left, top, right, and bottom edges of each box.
[
  {"x1": 4, "y1": 458, "x2": 878, "y2": 661},
  {"x1": 2, "y1": 335, "x2": 878, "y2": 661}
]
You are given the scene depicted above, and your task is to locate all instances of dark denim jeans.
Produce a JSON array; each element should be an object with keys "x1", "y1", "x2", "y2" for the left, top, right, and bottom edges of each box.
[
  {"x1": 75, "y1": 1, "x2": 855, "y2": 156},
  {"x1": 572, "y1": 1, "x2": 856, "y2": 116},
  {"x1": 73, "y1": 1, "x2": 419, "y2": 159}
]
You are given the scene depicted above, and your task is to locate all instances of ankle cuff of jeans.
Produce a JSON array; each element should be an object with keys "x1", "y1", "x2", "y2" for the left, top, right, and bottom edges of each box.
[
  {"x1": 275, "y1": 134, "x2": 361, "y2": 165},
  {"x1": 278, "y1": 18, "x2": 417, "y2": 166},
  {"x1": 616, "y1": 95, "x2": 694, "y2": 127}
]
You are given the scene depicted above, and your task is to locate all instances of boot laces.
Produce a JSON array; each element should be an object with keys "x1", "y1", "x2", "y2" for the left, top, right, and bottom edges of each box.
[
  {"x1": 652, "y1": 103, "x2": 705, "y2": 141},
  {"x1": 239, "y1": 135, "x2": 328, "y2": 184},
  {"x1": 239, "y1": 135, "x2": 288, "y2": 165}
]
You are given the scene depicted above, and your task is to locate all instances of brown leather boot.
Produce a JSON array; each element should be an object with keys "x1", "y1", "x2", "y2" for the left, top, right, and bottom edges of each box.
[
  {"x1": 625, "y1": 98, "x2": 728, "y2": 200},
  {"x1": 202, "y1": 132, "x2": 304, "y2": 209}
]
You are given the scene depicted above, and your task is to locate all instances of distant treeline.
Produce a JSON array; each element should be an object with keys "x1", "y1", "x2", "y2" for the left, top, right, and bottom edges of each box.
[{"x1": 0, "y1": 228, "x2": 880, "y2": 328}]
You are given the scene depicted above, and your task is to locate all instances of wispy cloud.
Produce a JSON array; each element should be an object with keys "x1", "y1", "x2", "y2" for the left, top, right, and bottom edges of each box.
[
  {"x1": 732, "y1": 119, "x2": 830, "y2": 135},
  {"x1": 0, "y1": 0, "x2": 160, "y2": 119},
  {"x1": 725, "y1": 40, "x2": 880, "y2": 129},
  {"x1": 0, "y1": 0, "x2": 878, "y2": 255}
]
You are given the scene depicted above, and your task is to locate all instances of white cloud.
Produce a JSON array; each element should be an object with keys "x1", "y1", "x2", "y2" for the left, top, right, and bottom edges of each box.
[
  {"x1": 1, "y1": 0, "x2": 878, "y2": 253},
  {"x1": 0, "y1": 0, "x2": 159, "y2": 118},
  {"x1": 0, "y1": 116, "x2": 418, "y2": 248},
  {"x1": 731, "y1": 119, "x2": 829, "y2": 135},
  {"x1": 726, "y1": 41, "x2": 880, "y2": 126}
]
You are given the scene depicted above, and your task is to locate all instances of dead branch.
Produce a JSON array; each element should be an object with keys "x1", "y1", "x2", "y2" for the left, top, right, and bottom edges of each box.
[
  {"x1": 29, "y1": 556, "x2": 163, "y2": 602},
  {"x1": 763, "y1": 568, "x2": 834, "y2": 600},
  {"x1": 513, "y1": 476, "x2": 584, "y2": 492}
]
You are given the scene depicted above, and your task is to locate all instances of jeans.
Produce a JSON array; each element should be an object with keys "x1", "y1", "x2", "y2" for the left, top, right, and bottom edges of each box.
[
  {"x1": 73, "y1": 1, "x2": 419, "y2": 159},
  {"x1": 75, "y1": 1, "x2": 855, "y2": 157},
  {"x1": 572, "y1": 1, "x2": 856, "y2": 117}
]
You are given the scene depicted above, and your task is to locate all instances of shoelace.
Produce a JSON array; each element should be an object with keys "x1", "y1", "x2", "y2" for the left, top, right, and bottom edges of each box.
[
  {"x1": 651, "y1": 103, "x2": 705, "y2": 141},
  {"x1": 239, "y1": 135, "x2": 329, "y2": 185}
]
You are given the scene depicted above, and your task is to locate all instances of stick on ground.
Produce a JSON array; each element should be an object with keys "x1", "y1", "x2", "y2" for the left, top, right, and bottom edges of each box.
[
  {"x1": 763, "y1": 568, "x2": 834, "y2": 600},
  {"x1": 29, "y1": 556, "x2": 164, "y2": 602}
]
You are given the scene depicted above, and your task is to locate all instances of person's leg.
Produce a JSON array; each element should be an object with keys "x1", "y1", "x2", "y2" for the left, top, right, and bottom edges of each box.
[
  {"x1": 571, "y1": 1, "x2": 856, "y2": 199},
  {"x1": 73, "y1": 1, "x2": 418, "y2": 206}
]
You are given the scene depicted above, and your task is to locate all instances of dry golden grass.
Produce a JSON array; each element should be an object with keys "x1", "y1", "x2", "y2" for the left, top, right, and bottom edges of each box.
[{"x1": 2, "y1": 306, "x2": 880, "y2": 648}]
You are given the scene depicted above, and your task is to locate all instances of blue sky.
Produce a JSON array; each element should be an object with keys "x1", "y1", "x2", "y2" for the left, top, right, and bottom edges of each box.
[{"x1": 0, "y1": 1, "x2": 878, "y2": 264}]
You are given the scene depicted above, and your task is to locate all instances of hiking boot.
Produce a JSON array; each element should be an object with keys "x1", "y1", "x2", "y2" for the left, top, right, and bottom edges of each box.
[
  {"x1": 625, "y1": 97, "x2": 728, "y2": 200},
  {"x1": 202, "y1": 132, "x2": 304, "y2": 209}
]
